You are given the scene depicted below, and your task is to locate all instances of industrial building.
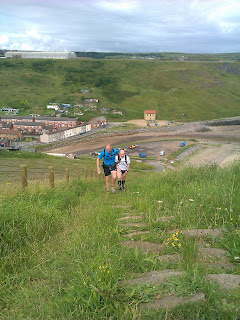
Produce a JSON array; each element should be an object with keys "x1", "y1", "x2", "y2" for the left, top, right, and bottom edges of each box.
[{"x1": 5, "y1": 51, "x2": 76, "y2": 59}]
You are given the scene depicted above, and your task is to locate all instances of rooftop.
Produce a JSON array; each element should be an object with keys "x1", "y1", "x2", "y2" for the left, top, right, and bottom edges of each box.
[{"x1": 145, "y1": 110, "x2": 156, "y2": 114}]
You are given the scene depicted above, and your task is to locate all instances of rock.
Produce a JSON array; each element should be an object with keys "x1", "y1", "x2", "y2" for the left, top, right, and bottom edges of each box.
[
  {"x1": 123, "y1": 231, "x2": 150, "y2": 238},
  {"x1": 158, "y1": 254, "x2": 181, "y2": 263},
  {"x1": 118, "y1": 216, "x2": 143, "y2": 222},
  {"x1": 157, "y1": 216, "x2": 175, "y2": 222},
  {"x1": 119, "y1": 222, "x2": 148, "y2": 227},
  {"x1": 170, "y1": 229, "x2": 223, "y2": 238},
  {"x1": 120, "y1": 240, "x2": 165, "y2": 254},
  {"x1": 199, "y1": 248, "x2": 228, "y2": 259},
  {"x1": 206, "y1": 274, "x2": 240, "y2": 290},
  {"x1": 139, "y1": 292, "x2": 205, "y2": 310},
  {"x1": 121, "y1": 211, "x2": 142, "y2": 216},
  {"x1": 121, "y1": 270, "x2": 183, "y2": 286},
  {"x1": 113, "y1": 205, "x2": 131, "y2": 208},
  {"x1": 202, "y1": 262, "x2": 237, "y2": 270}
]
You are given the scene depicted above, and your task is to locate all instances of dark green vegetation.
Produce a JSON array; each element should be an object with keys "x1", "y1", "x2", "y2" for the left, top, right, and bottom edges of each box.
[
  {"x1": 0, "y1": 150, "x2": 239, "y2": 319},
  {"x1": 0, "y1": 59, "x2": 240, "y2": 121},
  {"x1": 75, "y1": 52, "x2": 240, "y2": 61}
]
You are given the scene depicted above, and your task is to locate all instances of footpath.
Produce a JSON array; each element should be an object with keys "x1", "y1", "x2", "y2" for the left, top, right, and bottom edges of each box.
[{"x1": 112, "y1": 204, "x2": 240, "y2": 311}]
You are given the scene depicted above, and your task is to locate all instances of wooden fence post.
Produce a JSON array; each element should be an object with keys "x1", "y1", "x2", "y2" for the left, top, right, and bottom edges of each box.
[
  {"x1": 85, "y1": 168, "x2": 87, "y2": 179},
  {"x1": 65, "y1": 168, "x2": 69, "y2": 182},
  {"x1": 49, "y1": 166, "x2": 54, "y2": 189},
  {"x1": 90, "y1": 169, "x2": 93, "y2": 179},
  {"x1": 20, "y1": 165, "x2": 27, "y2": 189}
]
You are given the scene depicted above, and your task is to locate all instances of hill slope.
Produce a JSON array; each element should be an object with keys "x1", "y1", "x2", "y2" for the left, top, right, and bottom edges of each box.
[
  {"x1": 0, "y1": 157, "x2": 239, "y2": 319},
  {"x1": 0, "y1": 59, "x2": 240, "y2": 121}
]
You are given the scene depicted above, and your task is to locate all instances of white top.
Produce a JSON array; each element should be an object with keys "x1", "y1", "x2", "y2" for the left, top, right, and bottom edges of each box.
[{"x1": 115, "y1": 155, "x2": 130, "y2": 171}]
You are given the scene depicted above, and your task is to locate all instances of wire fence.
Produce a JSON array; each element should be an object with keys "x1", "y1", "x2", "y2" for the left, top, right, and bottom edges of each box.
[{"x1": 1, "y1": 165, "x2": 103, "y2": 189}]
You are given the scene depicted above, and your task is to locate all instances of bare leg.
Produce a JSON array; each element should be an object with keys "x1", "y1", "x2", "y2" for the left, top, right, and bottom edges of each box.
[
  {"x1": 106, "y1": 175, "x2": 110, "y2": 191},
  {"x1": 111, "y1": 171, "x2": 117, "y2": 186},
  {"x1": 122, "y1": 172, "x2": 127, "y2": 180},
  {"x1": 117, "y1": 168, "x2": 122, "y2": 181}
]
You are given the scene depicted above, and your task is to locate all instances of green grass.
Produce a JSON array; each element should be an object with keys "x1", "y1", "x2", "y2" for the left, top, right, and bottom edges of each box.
[
  {"x1": 1, "y1": 59, "x2": 240, "y2": 122},
  {"x1": 0, "y1": 154, "x2": 239, "y2": 319}
]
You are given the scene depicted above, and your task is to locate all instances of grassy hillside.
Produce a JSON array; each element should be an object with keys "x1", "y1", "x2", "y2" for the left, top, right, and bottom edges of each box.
[
  {"x1": 0, "y1": 153, "x2": 239, "y2": 319},
  {"x1": 0, "y1": 59, "x2": 240, "y2": 121}
]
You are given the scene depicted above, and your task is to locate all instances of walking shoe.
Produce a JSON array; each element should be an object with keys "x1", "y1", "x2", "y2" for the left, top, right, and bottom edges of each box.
[
  {"x1": 119, "y1": 187, "x2": 122, "y2": 191},
  {"x1": 111, "y1": 186, "x2": 116, "y2": 193}
]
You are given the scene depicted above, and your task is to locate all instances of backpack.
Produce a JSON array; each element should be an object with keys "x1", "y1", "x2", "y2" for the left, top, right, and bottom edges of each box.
[
  {"x1": 103, "y1": 148, "x2": 116, "y2": 157},
  {"x1": 118, "y1": 154, "x2": 128, "y2": 164}
]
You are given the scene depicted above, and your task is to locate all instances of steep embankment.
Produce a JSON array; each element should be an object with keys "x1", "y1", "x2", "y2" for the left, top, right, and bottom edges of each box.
[{"x1": 0, "y1": 59, "x2": 240, "y2": 121}]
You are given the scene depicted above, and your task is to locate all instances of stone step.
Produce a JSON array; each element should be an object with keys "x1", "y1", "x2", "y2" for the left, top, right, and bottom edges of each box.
[
  {"x1": 120, "y1": 270, "x2": 183, "y2": 286},
  {"x1": 112, "y1": 205, "x2": 131, "y2": 208},
  {"x1": 118, "y1": 216, "x2": 143, "y2": 222},
  {"x1": 202, "y1": 262, "x2": 237, "y2": 271},
  {"x1": 119, "y1": 222, "x2": 148, "y2": 228},
  {"x1": 157, "y1": 216, "x2": 175, "y2": 222},
  {"x1": 206, "y1": 274, "x2": 240, "y2": 290},
  {"x1": 120, "y1": 240, "x2": 165, "y2": 254},
  {"x1": 199, "y1": 248, "x2": 228, "y2": 259},
  {"x1": 170, "y1": 229, "x2": 223, "y2": 238},
  {"x1": 139, "y1": 292, "x2": 205, "y2": 310},
  {"x1": 158, "y1": 254, "x2": 181, "y2": 263},
  {"x1": 120, "y1": 211, "x2": 145, "y2": 216},
  {"x1": 123, "y1": 231, "x2": 150, "y2": 238}
]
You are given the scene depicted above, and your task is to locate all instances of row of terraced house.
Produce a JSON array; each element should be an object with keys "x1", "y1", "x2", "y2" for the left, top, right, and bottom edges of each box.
[{"x1": 0, "y1": 115, "x2": 107, "y2": 143}]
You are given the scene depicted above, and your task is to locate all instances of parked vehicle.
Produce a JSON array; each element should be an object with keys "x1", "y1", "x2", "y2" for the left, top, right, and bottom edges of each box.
[
  {"x1": 67, "y1": 153, "x2": 76, "y2": 159},
  {"x1": 128, "y1": 144, "x2": 138, "y2": 149},
  {"x1": 168, "y1": 121, "x2": 173, "y2": 125},
  {"x1": 160, "y1": 150, "x2": 165, "y2": 156},
  {"x1": 180, "y1": 141, "x2": 186, "y2": 147},
  {"x1": 155, "y1": 123, "x2": 159, "y2": 126},
  {"x1": 147, "y1": 123, "x2": 151, "y2": 127},
  {"x1": 139, "y1": 153, "x2": 146, "y2": 158}
]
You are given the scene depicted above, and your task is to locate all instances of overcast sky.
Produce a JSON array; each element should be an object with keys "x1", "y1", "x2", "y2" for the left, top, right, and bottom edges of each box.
[{"x1": 0, "y1": 0, "x2": 239, "y2": 53}]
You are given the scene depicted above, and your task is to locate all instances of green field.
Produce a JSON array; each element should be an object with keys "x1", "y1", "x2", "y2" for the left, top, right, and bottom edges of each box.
[
  {"x1": 0, "y1": 151, "x2": 239, "y2": 319},
  {"x1": 0, "y1": 59, "x2": 240, "y2": 122}
]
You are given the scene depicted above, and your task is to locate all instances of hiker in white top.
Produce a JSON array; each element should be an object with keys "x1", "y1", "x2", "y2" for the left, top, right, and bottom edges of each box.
[{"x1": 115, "y1": 149, "x2": 130, "y2": 190}]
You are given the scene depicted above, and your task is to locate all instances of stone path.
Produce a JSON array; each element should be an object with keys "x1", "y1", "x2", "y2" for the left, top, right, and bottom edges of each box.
[
  {"x1": 120, "y1": 240, "x2": 165, "y2": 254},
  {"x1": 119, "y1": 222, "x2": 147, "y2": 227},
  {"x1": 123, "y1": 231, "x2": 150, "y2": 238},
  {"x1": 139, "y1": 292, "x2": 206, "y2": 310},
  {"x1": 206, "y1": 274, "x2": 240, "y2": 289},
  {"x1": 170, "y1": 228, "x2": 223, "y2": 237},
  {"x1": 157, "y1": 216, "x2": 175, "y2": 222},
  {"x1": 116, "y1": 206, "x2": 239, "y2": 311},
  {"x1": 121, "y1": 270, "x2": 183, "y2": 286},
  {"x1": 118, "y1": 215, "x2": 143, "y2": 222}
]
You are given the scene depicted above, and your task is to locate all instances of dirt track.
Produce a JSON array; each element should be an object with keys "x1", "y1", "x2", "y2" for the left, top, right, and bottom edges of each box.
[{"x1": 49, "y1": 124, "x2": 240, "y2": 167}]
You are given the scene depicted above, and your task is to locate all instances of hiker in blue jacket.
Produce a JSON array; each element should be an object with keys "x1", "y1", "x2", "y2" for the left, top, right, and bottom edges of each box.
[{"x1": 97, "y1": 144, "x2": 119, "y2": 193}]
